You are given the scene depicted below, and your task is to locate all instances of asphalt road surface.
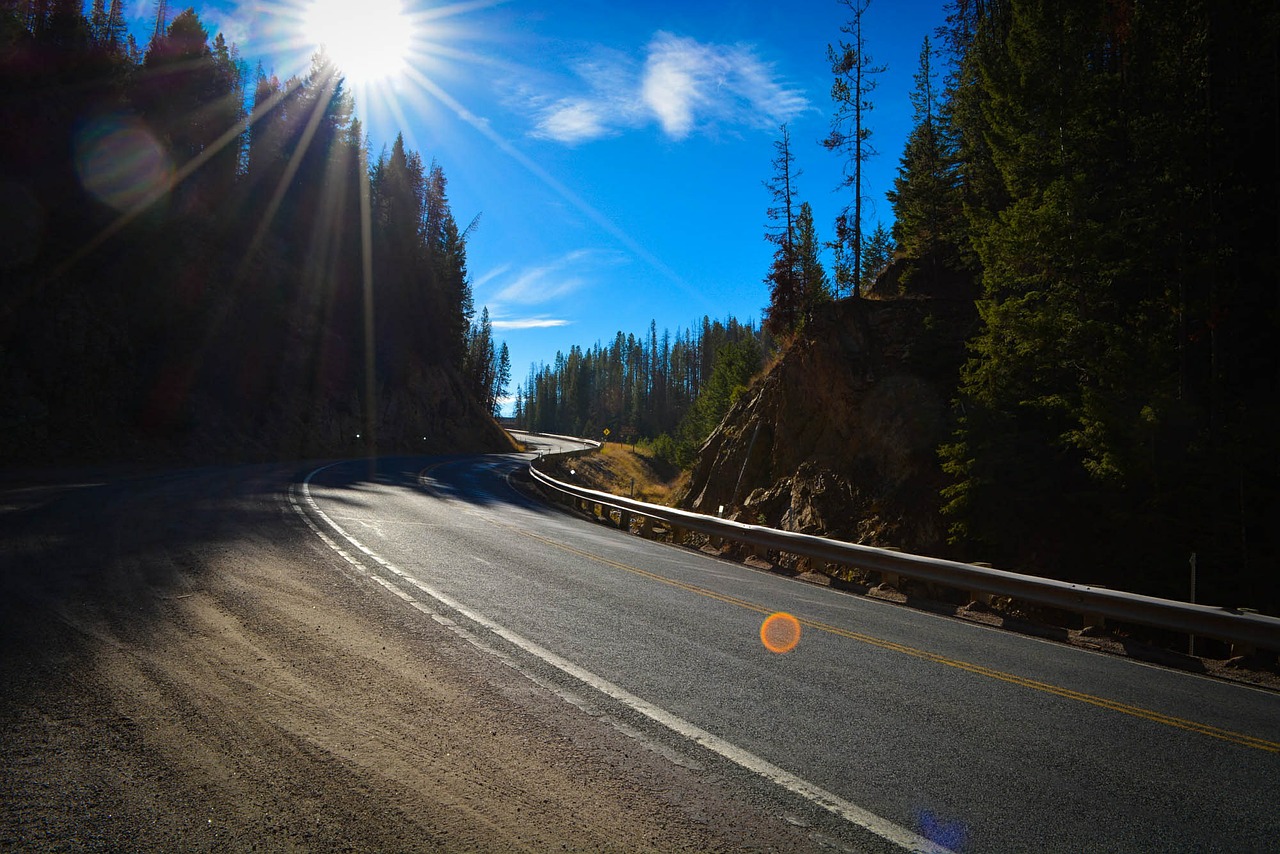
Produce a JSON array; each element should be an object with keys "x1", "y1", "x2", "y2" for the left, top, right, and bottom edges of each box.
[{"x1": 296, "y1": 436, "x2": 1279, "y2": 853}]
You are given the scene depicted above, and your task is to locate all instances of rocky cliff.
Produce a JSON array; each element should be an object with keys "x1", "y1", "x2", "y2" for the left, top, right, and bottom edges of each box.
[{"x1": 683, "y1": 296, "x2": 976, "y2": 556}]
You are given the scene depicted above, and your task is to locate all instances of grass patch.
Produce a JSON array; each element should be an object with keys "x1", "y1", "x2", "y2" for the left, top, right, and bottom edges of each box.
[{"x1": 546, "y1": 442, "x2": 688, "y2": 506}]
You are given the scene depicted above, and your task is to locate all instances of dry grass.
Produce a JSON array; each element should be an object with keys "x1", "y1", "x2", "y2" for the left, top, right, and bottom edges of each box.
[{"x1": 549, "y1": 443, "x2": 688, "y2": 506}]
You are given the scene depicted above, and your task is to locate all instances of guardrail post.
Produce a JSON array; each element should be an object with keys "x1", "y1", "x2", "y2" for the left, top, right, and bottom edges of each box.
[
  {"x1": 1231, "y1": 641, "x2": 1257, "y2": 658},
  {"x1": 1081, "y1": 612, "x2": 1106, "y2": 633},
  {"x1": 1231, "y1": 610, "x2": 1259, "y2": 658},
  {"x1": 640, "y1": 516, "x2": 654, "y2": 539},
  {"x1": 969, "y1": 563, "x2": 995, "y2": 606},
  {"x1": 1081, "y1": 586, "x2": 1107, "y2": 633},
  {"x1": 617, "y1": 509, "x2": 631, "y2": 532}
]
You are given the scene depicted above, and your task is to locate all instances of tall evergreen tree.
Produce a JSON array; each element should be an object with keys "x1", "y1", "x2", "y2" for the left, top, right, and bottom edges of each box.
[
  {"x1": 492, "y1": 342, "x2": 511, "y2": 417},
  {"x1": 939, "y1": 0, "x2": 1280, "y2": 609},
  {"x1": 425, "y1": 160, "x2": 474, "y2": 367},
  {"x1": 763, "y1": 124, "x2": 802, "y2": 335},
  {"x1": 794, "y1": 201, "x2": 830, "y2": 321},
  {"x1": 465, "y1": 306, "x2": 495, "y2": 410},
  {"x1": 885, "y1": 35, "x2": 964, "y2": 292},
  {"x1": 860, "y1": 220, "x2": 894, "y2": 292},
  {"x1": 823, "y1": 0, "x2": 885, "y2": 298}
]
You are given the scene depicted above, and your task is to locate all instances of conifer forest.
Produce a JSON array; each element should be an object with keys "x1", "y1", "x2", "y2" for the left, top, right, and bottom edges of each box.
[
  {"x1": 1, "y1": 1, "x2": 509, "y2": 462},
  {"x1": 2, "y1": 0, "x2": 1277, "y2": 611},
  {"x1": 522, "y1": 1, "x2": 1280, "y2": 611}
]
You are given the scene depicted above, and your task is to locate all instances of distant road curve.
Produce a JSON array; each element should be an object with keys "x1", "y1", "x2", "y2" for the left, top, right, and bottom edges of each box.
[{"x1": 296, "y1": 445, "x2": 1280, "y2": 854}]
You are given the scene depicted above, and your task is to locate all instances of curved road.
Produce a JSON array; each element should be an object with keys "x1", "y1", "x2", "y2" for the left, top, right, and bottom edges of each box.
[{"x1": 294, "y1": 437, "x2": 1280, "y2": 853}]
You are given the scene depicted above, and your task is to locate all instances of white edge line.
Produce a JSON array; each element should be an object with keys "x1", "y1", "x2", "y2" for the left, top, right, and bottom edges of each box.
[{"x1": 291, "y1": 462, "x2": 952, "y2": 854}]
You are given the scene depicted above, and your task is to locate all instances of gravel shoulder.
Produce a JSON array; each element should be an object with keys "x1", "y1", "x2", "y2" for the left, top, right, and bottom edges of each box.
[{"x1": 0, "y1": 463, "x2": 828, "y2": 852}]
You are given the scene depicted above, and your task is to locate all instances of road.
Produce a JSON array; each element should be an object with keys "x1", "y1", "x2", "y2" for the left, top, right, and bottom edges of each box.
[
  {"x1": 295, "y1": 435, "x2": 1280, "y2": 853},
  {"x1": 0, "y1": 458, "x2": 827, "y2": 851}
]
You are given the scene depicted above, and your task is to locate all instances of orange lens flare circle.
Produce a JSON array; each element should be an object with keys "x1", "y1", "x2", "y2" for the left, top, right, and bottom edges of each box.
[{"x1": 760, "y1": 612, "x2": 802, "y2": 654}]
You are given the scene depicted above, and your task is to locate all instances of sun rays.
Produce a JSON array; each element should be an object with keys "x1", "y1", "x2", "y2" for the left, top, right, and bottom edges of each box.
[{"x1": 300, "y1": 0, "x2": 414, "y2": 86}]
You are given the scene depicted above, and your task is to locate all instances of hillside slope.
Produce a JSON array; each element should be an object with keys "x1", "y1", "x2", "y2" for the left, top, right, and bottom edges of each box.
[{"x1": 683, "y1": 296, "x2": 975, "y2": 556}]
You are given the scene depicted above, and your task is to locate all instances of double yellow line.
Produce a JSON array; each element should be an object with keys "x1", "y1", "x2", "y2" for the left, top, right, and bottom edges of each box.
[{"x1": 513, "y1": 526, "x2": 1280, "y2": 755}]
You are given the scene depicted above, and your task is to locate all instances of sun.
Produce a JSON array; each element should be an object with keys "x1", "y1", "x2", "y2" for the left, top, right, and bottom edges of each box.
[{"x1": 302, "y1": 0, "x2": 414, "y2": 85}]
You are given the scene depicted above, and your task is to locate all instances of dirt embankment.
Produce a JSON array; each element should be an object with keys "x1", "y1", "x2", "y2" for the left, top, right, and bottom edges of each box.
[
  {"x1": 541, "y1": 443, "x2": 686, "y2": 506},
  {"x1": 0, "y1": 465, "x2": 824, "y2": 851},
  {"x1": 685, "y1": 297, "x2": 976, "y2": 557}
]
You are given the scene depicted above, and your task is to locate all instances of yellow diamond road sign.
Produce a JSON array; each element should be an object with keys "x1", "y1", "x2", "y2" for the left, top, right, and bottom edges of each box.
[{"x1": 603, "y1": 428, "x2": 611, "y2": 437}]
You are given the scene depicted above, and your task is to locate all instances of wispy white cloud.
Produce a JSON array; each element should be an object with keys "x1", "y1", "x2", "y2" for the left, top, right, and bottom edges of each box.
[
  {"x1": 491, "y1": 317, "x2": 573, "y2": 330},
  {"x1": 491, "y1": 249, "x2": 597, "y2": 304},
  {"x1": 126, "y1": 0, "x2": 152, "y2": 23},
  {"x1": 641, "y1": 34, "x2": 712, "y2": 139},
  {"x1": 471, "y1": 262, "x2": 512, "y2": 292},
  {"x1": 520, "y1": 32, "x2": 808, "y2": 144},
  {"x1": 476, "y1": 249, "x2": 614, "y2": 333},
  {"x1": 496, "y1": 272, "x2": 586, "y2": 304},
  {"x1": 536, "y1": 98, "x2": 611, "y2": 144}
]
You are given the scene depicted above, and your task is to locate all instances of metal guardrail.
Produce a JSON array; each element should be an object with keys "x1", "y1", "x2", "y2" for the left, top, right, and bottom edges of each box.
[
  {"x1": 527, "y1": 461, "x2": 1280, "y2": 655},
  {"x1": 511, "y1": 431, "x2": 600, "y2": 459}
]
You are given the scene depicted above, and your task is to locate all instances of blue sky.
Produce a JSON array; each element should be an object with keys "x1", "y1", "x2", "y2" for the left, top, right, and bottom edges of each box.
[{"x1": 138, "y1": 0, "x2": 951, "y2": 407}]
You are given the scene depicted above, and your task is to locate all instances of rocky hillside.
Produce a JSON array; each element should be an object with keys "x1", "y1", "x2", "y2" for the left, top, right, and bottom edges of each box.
[{"x1": 683, "y1": 296, "x2": 976, "y2": 556}]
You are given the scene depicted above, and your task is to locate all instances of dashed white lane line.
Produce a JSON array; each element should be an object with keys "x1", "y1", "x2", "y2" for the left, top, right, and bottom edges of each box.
[{"x1": 290, "y1": 462, "x2": 952, "y2": 854}]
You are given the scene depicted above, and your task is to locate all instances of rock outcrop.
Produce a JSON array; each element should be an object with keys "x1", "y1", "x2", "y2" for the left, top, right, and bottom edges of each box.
[{"x1": 683, "y1": 296, "x2": 975, "y2": 556}]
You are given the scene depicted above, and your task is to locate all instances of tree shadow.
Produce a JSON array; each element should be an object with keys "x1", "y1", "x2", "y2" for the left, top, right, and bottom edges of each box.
[
  {"x1": 0, "y1": 464, "x2": 301, "y2": 666},
  {"x1": 308, "y1": 453, "x2": 563, "y2": 517},
  {"x1": 0, "y1": 449, "x2": 572, "y2": 733}
]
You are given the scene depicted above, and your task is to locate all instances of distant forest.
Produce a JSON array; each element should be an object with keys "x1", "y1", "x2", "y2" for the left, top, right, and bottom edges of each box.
[
  {"x1": 0, "y1": 2, "x2": 509, "y2": 463},
  {"x1": 525, "y1": 0, "x2": 1280, "y2": 610},
  {"x1": 515, "y1": 316, "x2": 772, "y2": 467}
]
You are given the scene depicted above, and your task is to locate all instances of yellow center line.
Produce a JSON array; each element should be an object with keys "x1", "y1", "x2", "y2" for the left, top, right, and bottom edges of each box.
[{"x1": 510, "y1": 524, "x2": 1280, "y2": 755}]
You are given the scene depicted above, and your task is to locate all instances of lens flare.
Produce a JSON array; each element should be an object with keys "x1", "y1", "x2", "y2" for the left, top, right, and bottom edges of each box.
[
  {"x1": 918, "y1": 810, "x2": 967, "y2": 850},
  {"x1": 73, "y1": 116, "x2": 173, "y2": 214},
  {"x1": 760, "y1": 612, "x2": 801, "y2": 654}
]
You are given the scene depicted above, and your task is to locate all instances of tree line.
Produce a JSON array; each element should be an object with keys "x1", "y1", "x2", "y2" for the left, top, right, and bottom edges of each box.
[
  {"x1": 523, "y1": 0, "x2": 1279, "y2": 610},
  {"x1": 834, "y1": 0, "x2": 1277, "y2": 608},
  {"x1": 515, "y1": 317, "x2": 769, "y2": 466},
  {"x1": 915, "y1": 0, "x2": 1279, "y2": 609},
  {"x1": 764, "y1": 0, "x2": 1279, "y2": 608},
  {"x1": 0, "y1": 1, "x2": 509, "y2": 461}
]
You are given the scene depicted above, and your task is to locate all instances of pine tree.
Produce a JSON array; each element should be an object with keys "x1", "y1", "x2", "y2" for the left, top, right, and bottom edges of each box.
[
  {"x1": 860, "y1": 220, "x2": 894, "y2": 293},
  {"x1": 794, "y1": 201, "x2": 830, "y2": 322},
  {"x1": 885, "y1": 35, "x2": 964, "y2": 292},
  {"x1": 139, "y1": 9, "x2": 243, "y2": 207},
  {"x1": 513, "y1": 387, "x2": 525, "y2": 427},
  {"x1": 492, "y1": 342, "x2": 511, "y2": 417},
  {"x1": 104, "y1": 0, "x2": 124, "y2": 49},
  {"x1": 465, "y1": 307, "x2": 495, "y2": 409},
  {"x1": 150, "y1": 0, "x2": 166, "y2": 43},
  {"x1": 424, "y1": 159, "x2": 474, "y2": 368},
  {"x1": 941, "y1": 0, "x2": 1135, "y2": 572},
  {"x1": 763, "y1": 124, "x2": 802, "y2": 335},
  {"x1": 823, "y1": 0, "x2": 884, "y2": 298},
  {"x1": 88, "y1": 0, "x2": 105, "y2": 43},
  {"x1": 934, "y1": 0, "x2": 1280, "y2": 603},
  {"x1": 675, "y1": 336, "x2": 762, "y2": 467},
  {"x1": 828, "y1": 213, "x2": 854, "y2": 298}
]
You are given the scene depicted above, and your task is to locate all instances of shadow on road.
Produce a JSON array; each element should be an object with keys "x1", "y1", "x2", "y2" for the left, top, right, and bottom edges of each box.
[
  {"x1": 0, "y1": 464, "x2": 307, "y2": 669},
  {"x1": 308, "y1": 453, "x2": 565, "y2": 517},
  {"x1": 0, "y1": 450, "x2": 566, "y2": 732}
]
